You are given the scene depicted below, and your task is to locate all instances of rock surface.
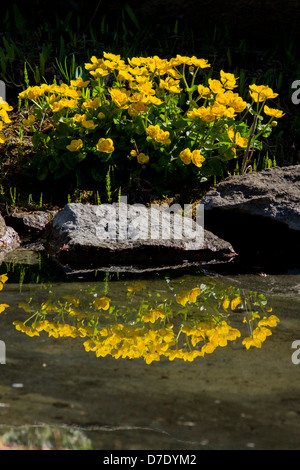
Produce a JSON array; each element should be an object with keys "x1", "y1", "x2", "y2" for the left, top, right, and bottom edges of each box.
[
  {"x1": 202, "y1": 165, "x2": 300, "y2": 267},
  {"x1": 45, "y1": 203, "x2": 235, "y2": 272},
  {"x1": 6, "y1": 210, "x2": 58, "y2": 234},
  {"x1": 0, "y1": 213, "x2": 21, "y2": 256}
]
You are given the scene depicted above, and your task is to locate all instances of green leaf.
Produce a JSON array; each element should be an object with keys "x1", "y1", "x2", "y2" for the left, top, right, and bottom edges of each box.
[
  {"x1": 36, "y1": 166, "x2": 48, "y2": 180},
  {"x1": 61, "y1": 152, "x2": 80, "y2": 170}
]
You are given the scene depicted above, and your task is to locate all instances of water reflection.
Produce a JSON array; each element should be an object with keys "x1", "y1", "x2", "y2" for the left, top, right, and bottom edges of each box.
[{"x1": 6, "y1": 275, "x2": 280, "y2": 364}]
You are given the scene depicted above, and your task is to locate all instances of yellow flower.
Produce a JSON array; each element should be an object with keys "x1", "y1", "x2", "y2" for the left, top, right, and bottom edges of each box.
[
  {"x1": 82, "y1": 97, "x2": 101, "y2": 109},
  {"x1": 146, "y1": 124, "x2": 171, "y2": 145},
  {"x1": 137, "y1": 153, "x2": 149, "y2": 164},
  {"x1": 81, "y1": 118, "x2": 98, "y2": 129},
  {"x1": 249, "y1": 84, "x2": 278, "y2": 102},
  {"x1": 22, "y1": 114, "x2": 35, "y2": 126},
  {"x1": 222, "y1": 298, "x2": 230, "y2": 311},
  {"x1": 93, "y1": 297, "x2": 110, "y2": 310},
  {"x1": 231, "y1": 296, "x2": 242, "y2": 310},
  {"x1": 258, "y1": 315, "x2": 280, "y2": 327},
  {"x1": 51, "y1": 99, "x2": 78, "y2": 112},
  {"x1": 109, "y1": 88, "x2": 131, "y2": 108},
  {"x1": 201, "y1": 342, "x2": 217, "y2": 355},
  {"x1": 128, "y1": 101, "x2": 149, "y2": 117},
  {"x1": 179, "y1": 148, "x2": 192, "y2": 165},
  {"x1": 191, "y1": 150, "x2": 205, "y2": 167},
  {"x1": 18, "y1": 85, "x2": 45, "y2": 100},
  {"x1": 70, "y1": 77, "x2": 90, "y2": 87},
  {"x1": 263, "y1": 105, "x2": 285, "y2": 118},
  {"x1": 127, "y1": 281, "x2": 146, "y2": 292},
  {"x1": 197, "y1": 84, "x2": 211, "y2": 98},
  {"x1": 242, "y1": 336, "x2": 261, "y2": 349},
  {"x1": 97, "y1": 112, "x2": 106, "y2": 119},
  {"x1": 63, "y1": 295, "x2": 80, "y2": 307},
  {"x1": 159, "y1": 77, "x2": 182, "y2": 94},
  {"x1": 93, "y1": 296, "x2": 111, "y2": 310},
  {"x1": 235, "y1": 132, "x2": 248, "y2": 148},
  {"x1": 96, "y1": 138, "x2": 114, "y2": 153},
  {"x1": 66, "y1": 139, "x2": 83, "y2": 152},
  {"x1": 190, "y1": 57, "x2": 210, "y2": 68},
  {"x1": 208, "y1": 79, "x2": 224, "y2": 94},
  {"x1": 0, "y1": 303, "x2": 9, "y2": 313},
  {"x1": 176, "y1": 290, "x2": 190, "y2": 306},
  {"x1": 0, "y1": 134, "x2": 6, "y2": 144},
  {"x1": 188, "y1": 287, "x2": 201, "y2": 302},
  {"x1": 18, "y1": 302, "x2": 31, "y2": 313},
  {"x1": 227, "y1": 127, "x2": 248, "y2": 148},
  {"x1": 0, "y1": 109, "x2": 11, "y2": 123},
  {"x1": 0, "y1": 274, "x2": 8, "y2": 290},
  {"x1": 220, "y1": 70, "x2": 238, "y2": 90},
  {"x1": 142, "y1": 307, "x2": 165, "y2": 323}
]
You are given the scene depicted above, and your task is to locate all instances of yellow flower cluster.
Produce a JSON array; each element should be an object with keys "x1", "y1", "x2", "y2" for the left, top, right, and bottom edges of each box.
[
  {"x1": 13, "y1": 319, "x2": 81, "y2": 338},
  {"x1": 176, "y1": 287, "x2": 201, "y2": 306},
  {"x1": 146, "y1": 124, "x2": 171, "y2": 145},
  {"x1": 182, "y1": 320, "x2": 241, "y2": 354},
  {"x1": 0, "y1": 98, "x2": 13, "y2": 144},
  {"x1": 179, "y1": 148, "x2": 205, "y2": 167},
  {"x1": 0, "y1": 273, "x2": 9, "y2": 314},
  {"x1": 15, "y1": 50, "x2": 284, "y2": 181},
  {"x1": 11, "y1": 279, "x2": 280, "y2": 364},
  {"x1": 242, "y1": 314, "x2": 280, "y2": 349},
  {"x1": 187, "y1": 72, "x2": 248, "y2": 123}
]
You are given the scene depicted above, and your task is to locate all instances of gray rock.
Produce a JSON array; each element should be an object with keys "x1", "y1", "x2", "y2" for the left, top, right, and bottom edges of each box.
[
  {"x1": 0, "y1": 226, "x2": 21, "y2": 253},
  {"x1": 202, "y1": 165, "x2": 300, "y2": 266},
  {"x1": 45, "y1": 203, "x2": 235, "y2": 272},
  {"x1": 0, "y1": 213, "x2": 6, "y2": 238},
  {"x1": 6, "y1": 210, "x2": 58, "y2": 233}
]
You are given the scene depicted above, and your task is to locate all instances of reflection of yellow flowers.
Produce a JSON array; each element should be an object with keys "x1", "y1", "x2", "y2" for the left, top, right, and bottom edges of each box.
[
  {"x1": 0, "y1": 274, "x2": 8, "y2": 290},
  {"x1": 93, "y1": 297, "x2": 111, "y2": 310},
  {"x1": 242, "y1": 326, "x2": 272, "y2": 349},
  {"x1": 63, "y1": 296, "x2": 80, "y2": 307},
  {"x1": 0, "y1": 303, "x2": 9, "y2": 313},
  {"x1": 11, "y1": 278, "x2": 280, "y2": 363},
  {"x1": 231, "y1": 296, "x2": 242, "y2": 310},
  {"x1": 176, "y1": 287, "x2": 201, "y2": 306},
  {"x1": 258, "y1": 315, "x2": 280, "y2": 327},
  {"x1": 18, "y1": 302, "x2": 32, "y2": 313},
  {"x1": 141, "y1": 307, "x2": 165, "y2": 323},
  {"x1": 188, "y1": 287, "x2": 201, "y2": 303},
  {"x1": 127, "y1": 282, "x2": 146, "y2": 292},
  {"x1": 176, "y1": 290, "x2": 190, "y2": 306}
]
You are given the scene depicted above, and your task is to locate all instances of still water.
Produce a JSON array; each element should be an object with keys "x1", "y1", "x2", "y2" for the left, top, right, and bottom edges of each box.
[{"x1": 0, "y1": 251, "x2": 300, "y2": 449}]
